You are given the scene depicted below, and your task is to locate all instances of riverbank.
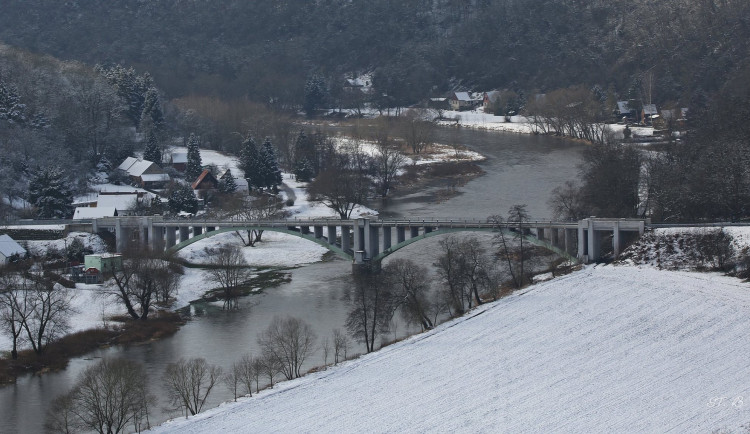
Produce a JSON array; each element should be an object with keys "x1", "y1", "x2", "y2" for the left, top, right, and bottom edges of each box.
[{"x1": 152, "y1": 263, "x2": 750, "y2": 433}]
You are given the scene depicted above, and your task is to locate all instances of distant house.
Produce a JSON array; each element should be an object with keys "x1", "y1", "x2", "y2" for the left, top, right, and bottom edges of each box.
[
  {"x1": 95, "y1": 193, "x2": 140, "y2": 215},
  {"x1": 616, "y1": 101, "x2": 637, "y2": 123},
  {"x1": 73, "y1": 206, "x2": 118, "y2": 219},
  {"x1": 449, "y1": 92, "x2": 482, "y2": 111},
  {"x1": 483, "y1": 91, "x2": 501, "y2": 112},
  {"x1": 84, "y1": 253, "x2": 123, "y2": 276},
  {"x1": 642, "y1": 104, "x2": 658, "y2": 124},
  {"x1": 428, "y1": 97, "x2": 450, "y2": 110},
  {"x1": 0, "y1": 234, "x2": 26, "y2": 265},
  {"x1": 170, "y1": 152, "x2": 188, "y2": 172},
  {"x1": 191, "y1": 169, "x2": 219, "y2": 199},
  {"x1": 118, "y1": 158, "x2": 170, "y2": 189}
]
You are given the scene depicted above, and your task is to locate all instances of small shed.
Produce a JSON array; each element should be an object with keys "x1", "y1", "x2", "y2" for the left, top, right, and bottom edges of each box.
[
  {"x1": 171, "y1": 152, "x2": 188, "y2": 172},
  {"x1": 84, "y1": 253, "x2": 123, "y2": 274},
  {"x1": 0, "y1": 234, "x2": 26, "y2": 265}
]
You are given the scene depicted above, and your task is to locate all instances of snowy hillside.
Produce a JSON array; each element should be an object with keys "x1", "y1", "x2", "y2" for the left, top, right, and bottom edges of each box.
[{"x1": 152, "y1": 265, "x2": 750, "y2": 433}]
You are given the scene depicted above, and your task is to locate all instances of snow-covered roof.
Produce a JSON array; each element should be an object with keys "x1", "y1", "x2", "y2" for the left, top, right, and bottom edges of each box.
[
  {"x1": 453, "y1": 91, "x2": 472, "y2": 101},
  {"x1": 191, "y1": 169, "x2": 218, "y2": 189},
  {"x1": 73, "y1": 206, "x2": 117, "y2": 219},
  {"x1": 140, "y1": 173, "x2": 170, "y2": 182},
  {"x1": 118, "y1": 156, "x2": 138, "y2": 171},
  {"x1": 171, "y1": 152, "x2": 188, "y2": 164},
  {"x1": 0, "y1": 234, "x2": 26, "y2": 257},
  {"x1": 484, "y1": 90, "x2": 500, "y2": 101},
  {"x1": 127, "y1": 160, "x2": 155, "y2": 177},
  {"x1": 642, "y1": 104, "x2": 658, "y2": 115},
  {"x1": 96, "y1": 194, "x2": 138, "y2": 211},
  {"x1": 617, "y1": 101, "x2": 632, "y2": 114}
]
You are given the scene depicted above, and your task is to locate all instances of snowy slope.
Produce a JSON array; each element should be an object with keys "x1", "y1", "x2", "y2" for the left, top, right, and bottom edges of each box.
[{"x1": 152, "y1": 265, "x2": 750, "y2": 434}]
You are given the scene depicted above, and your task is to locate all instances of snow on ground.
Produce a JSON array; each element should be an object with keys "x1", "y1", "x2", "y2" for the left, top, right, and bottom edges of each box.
[
  {"x1": 434, "y1": 108, "x2": 655, "y2": 139},
  {"x1": 332, "y1": 135, "x2": 484, "y2": 167},
  {"x1": 170, "y1": 146, "x2": 249, "y2": 191},
  {"x1": 281, "y1": 174, "x2": 378, "y2": 219},
  {"x1": 152, "y1": 265, "x2": 750, "y2": 433},
  {"x1": 24, "y1": 231, "x2": 108, "y2": 257}
]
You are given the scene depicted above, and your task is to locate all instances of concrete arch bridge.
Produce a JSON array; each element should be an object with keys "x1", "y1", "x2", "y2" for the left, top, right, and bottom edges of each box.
[{"x1": 90, "y1": 216, "x2": 647, "y2": 269}]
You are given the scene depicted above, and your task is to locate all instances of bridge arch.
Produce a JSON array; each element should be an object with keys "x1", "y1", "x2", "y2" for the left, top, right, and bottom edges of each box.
[
  {"x1": 372, "y1": 227, "x2": 577, "y2": 263},
  {"x1": 166, "y1": 226, "x2": 354, "y2": 261}
]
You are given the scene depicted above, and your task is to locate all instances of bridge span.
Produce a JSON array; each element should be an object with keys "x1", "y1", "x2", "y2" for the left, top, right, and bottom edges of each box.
[{"x1": 85, "y1": 216, "x2": 647, "y2": 266}]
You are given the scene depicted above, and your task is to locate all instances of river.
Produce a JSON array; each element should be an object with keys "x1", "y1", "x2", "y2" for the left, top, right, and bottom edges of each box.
[{"x1": 0, "y1": 127, "x2": 585, "y2": 433}]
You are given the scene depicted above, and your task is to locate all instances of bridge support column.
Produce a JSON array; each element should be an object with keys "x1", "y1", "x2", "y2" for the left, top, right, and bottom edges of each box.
[
  {"x1": 577, "y1": 220, "x2": 586, "y2": 261},
  {"x1": 564, "y1": 228, "x2": 574, "y2": 256},
  {"x1": 410, "y1": 227, "x2": 419, "y2": 238},
  {"x1": 383, "y1": 226, "x2": 392, "y2": 251},
  {"x1": 327, "y1": 226, "x2": 337, "y2": 245},
  {"x1": 424, "y1": 226, "x2": 433, "y2": 234},
  {"x1": 115, "y1": 219, "x2": 127, "y2": 253},
  {"x1": 206, "y1": 226, "x2": 216, "y2": 233},
  {"x1": 148, "y1": 219, "x2": 164, "y2": 251},
  {"x1": 92, "y1": 218, "x2": 98, "y2": 233},
  {"x1": 180, "y1": 227, "x2": 190, "y2": 243},
  {"x1": 613, "y1": 221, "x2": 621, "y2": 258},
  {"x1": 194, "y1": 226, "x2": 203, "y2": 237},
  {"x1": 301, "y1": 226, "x2": 311, "y2": 235},
  {"x1": 314, "y1": 226, "x2": 323, "y2": 239},
  {"x1": 587, "y1": 219, "x2": 600, "y2": 262},
  {"x1": 353, "y1": 218, "x2": 365, "y2": 263},
  {"x1": 140, "y1": 217, "x2": 149, "y2": 248},
  {"x1": 396, "y1": 227, "x2": 405, "y2": 243},
  {"x1": 536, "y1": 227, "x2": 544, "y2": 241},
  {"x1": 166, "y1": 227, "x2": 177, "y2": 248},
  {"x1": 364, "y1": 219, "x2": 379, "y2": 258},
  {"x1": 341, "y1": 227, "x2": 351, "y2": 252}
]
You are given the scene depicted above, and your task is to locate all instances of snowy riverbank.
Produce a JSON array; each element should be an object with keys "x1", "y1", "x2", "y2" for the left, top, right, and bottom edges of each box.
[{"x1": 151, "y1": 264, "x2": 750, "y2": 433}]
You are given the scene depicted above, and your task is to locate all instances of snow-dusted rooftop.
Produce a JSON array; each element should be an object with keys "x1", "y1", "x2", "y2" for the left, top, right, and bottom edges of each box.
[
  {"x1": 73, "y1": 206, "x2": 117, "y2": 219},
  {"x1": 96, "y1": 193, "x2": 138, "y2": 211},
  {"x1": 0, "y1": 234, "x2": 25, "y2": 258}
]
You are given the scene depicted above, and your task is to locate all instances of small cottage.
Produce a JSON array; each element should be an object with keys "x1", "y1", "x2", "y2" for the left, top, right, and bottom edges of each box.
[
  {"x1": 118, "y1": 158, "x2": 170, "y2": 189},
  {"x1": 84, "y1": 253, "x2": 123, "y2": 274},
  {"x1": 449, "y1": 92, "x2": 482, "y2": 111},
  {"x1": 170, "y1": 152, "x2": 188, "y2": 172},
  {"x1": 192, "y1": 169, "x2": 219, "y2": 195}
]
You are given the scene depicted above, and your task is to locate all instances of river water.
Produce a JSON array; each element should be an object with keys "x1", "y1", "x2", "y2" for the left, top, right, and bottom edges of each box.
[{"x1": 0, "y1": 127, "x2": 585, "y2": 433}]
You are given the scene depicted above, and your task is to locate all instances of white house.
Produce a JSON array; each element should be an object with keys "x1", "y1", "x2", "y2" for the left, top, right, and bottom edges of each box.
[{"x1": 0, "y1": 234, "x2": 26, "y2": 265}]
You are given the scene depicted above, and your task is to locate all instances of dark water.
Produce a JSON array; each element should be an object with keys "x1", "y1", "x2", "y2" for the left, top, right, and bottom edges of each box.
[{"x1": 0, "y1": 127, "x2": 584, "y2": 433}]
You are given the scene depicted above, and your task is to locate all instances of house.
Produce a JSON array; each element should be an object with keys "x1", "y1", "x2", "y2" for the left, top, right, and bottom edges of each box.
[
  {"x1": 642, "y1": 104, "x2": 658, "y2": 124},
  {"x1": 118, "y1": 158, "x2": 170, "y2": 189},
  {"x1": 217, "y1": 168, "x2": 233, "y2": 181},
  {"x1": 192, "y1": 169, "x2": 219, "y2": 193},
  {"x1": 73, "y1": 206, "x2": 118, "y2": 219},
  {"x1": 0, "y1": 234, "x2": 26, "y2": 265},
  {"x1": 428, "y1": 97, "x2": 450, "y2": 110},
  {"x1": 170, "y1": 152, "x2": 188, "y2": 172},
  {"x1": 84, "y1": 253, "x2": 123, "y2": 275},
  {"x1": 449, "y1": 92, "x2": 482, "y2": 111},
  {"x1": 483, "y1": 91, "x2": 501, "y2": 112},
  {"x1": 95, "y1": 193, "x2": 141, "y2": 215},
  {"x1": 616, "y1": 101, "x2": 637, "y2": 123}
]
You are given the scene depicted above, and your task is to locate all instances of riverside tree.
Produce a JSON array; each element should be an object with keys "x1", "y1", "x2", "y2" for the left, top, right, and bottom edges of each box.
[
  {"x1": 107, "y1": 253, "x2": 180, "y2": 320},
  {"x1": 257, "y1": 315, "x2": 317, "y2": 380},
  {"x1": 46, "y1": 358, "x2": 153, "y2": 434},
  {"x1": 346, "y1": 266, "x2": 395, "y2": 353},
  {"x1": 206, "y1": 245, "x2": 250, "y2": 310},
  {"x1": 163, "y1": 358, "x2": 222, "y2": 418}
]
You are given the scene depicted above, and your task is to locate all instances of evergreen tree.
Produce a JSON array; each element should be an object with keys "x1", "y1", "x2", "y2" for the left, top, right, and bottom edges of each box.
[
  {"x1": 260, "y1": 137, "x2": 282, "y2": 190},
  {"x1": 239, "y1": 136, "x2": 263, "y2": 191},
  {"x1": 0, "y1": 78, "x2": 26, "y2": 125},
  {"x1": 293, "y1": 130, "x2": 318, "y2": 178},
  {"x1": 28, "y1": 167, "x2": 73, "y2": 218},
  {"x1": 168, "y1": 183, "x2": 198, "y2": 214},
  {"x1": 140, "y1": 86, "x2": 165, "y2": 134},
  {"x1": 303, "y1": 74, "x2": 328, "y2": 118},
  {"x1": 185, "y1": 133, "x2": 203, "y2": 181},
  {"x1": 218, "y1": 170, "x2": 238, "y2": 194},
  {"x1": 151, "y1": 195, "x2": 164, "y2": 214},
  {"x1": 97, "y1": 64, "x2": 153, "y2": 127},
  {"x1": 293, "y1": 158, "x2": 315, "y2": 182},
  {"x1": 143, "y1": 130, "x2": 162, "y2": 166}
]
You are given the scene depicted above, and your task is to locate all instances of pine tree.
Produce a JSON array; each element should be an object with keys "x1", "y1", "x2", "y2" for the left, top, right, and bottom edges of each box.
[
  {"x1": 219, "y1": 170, "x2": 238, "y2": 194},
  {"x1": 293, "y1": 130, "x2": 318, "y2": 178},
  {"x1": 168, "y1": 183, "x2": 198, "y2": 214},
  {"x1": 239, "y1": 136, "x2": 263, "y2": 191},
  {"x1": 294, "y1": 158, "x2": 315, "y2": 182},
  {"x1": 140, "y1": 86, "x2": 165, "y2": 133},
  {"x1": 0, "y1": 79, "x2": 27, "y2": 125},
  {"x1": 185, "y1": 133, "x2": 203, "y2": 181},
  {"x1": 260, "y1": 137, "x2": 282, "y2": 190},
  {"x1": 303, "y1": 74, "x2": 328, "y2": 118},
  {"x1": 28, "y1": 167, "x2": 73, "y2": 218},
  {"x1": 143, "y1": 130, "x2": 162, "y2": 166}
]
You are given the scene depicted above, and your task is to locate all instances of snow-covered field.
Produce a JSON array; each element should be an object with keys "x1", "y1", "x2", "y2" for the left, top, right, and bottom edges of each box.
[{"x1": 152, "y1": 265, "x2": 750, "y2": 433}]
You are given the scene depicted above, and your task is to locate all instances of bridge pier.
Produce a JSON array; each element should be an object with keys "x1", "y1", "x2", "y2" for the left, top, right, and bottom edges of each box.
[
  {"x1": 327, "y1": 225, "x2": 337, "y2": 245},
  {"x1": 115, "y1": 219, "x2": 128, "y2": 252},
  {"x1": 397, "y1": 227, "x2": 405, "y2": 243},
  {"x1": 194, "y1": 226, "x2": 203, "y2": 237},
  {"x1": 166, "y1": 226, "x2": 177, "y2": 249},
  {"x1": 353, "y1": 218, "x2": 365, "y2": 264},
  {"x1": 383, "y1": 226, "x2": 392, "y2": 250},
  {"x1": 180, "y1": 227, "x2": 190, "y2": 243},
  {"x1": 314, "y1": 226, "x2": 323, "y2": 239},
  {"x1": 410, "y1": 226, "x2": 419, "y2": 238}
]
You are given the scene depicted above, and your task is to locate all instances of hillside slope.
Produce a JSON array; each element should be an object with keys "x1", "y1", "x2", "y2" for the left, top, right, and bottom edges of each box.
[{"x1": 153, "y1": 266, "x2": 750, "y2": 433}]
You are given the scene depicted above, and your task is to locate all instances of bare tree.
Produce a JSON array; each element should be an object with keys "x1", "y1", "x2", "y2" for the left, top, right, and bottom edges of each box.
[
  {"x1": 398, "y1": 110, "x2": 434, "y2": 154},
  {"x1": 257, "y1": 316, "x2": 317, "y2": 380},
  {"x1": 384, "y1": 258, "x2": 434, "y2": 330},
  {"x1": 234, "y1": 195, "x2": 289, "y2": 246},
  {"x1": 0, "y1": 270, "x2": 30, "y2": 359},
  {"x1": 332, "y1": 328, "x2": 349, "y2": 364},
  {"x1": 251, "y1": 356, "x2": 264, "y2": 392},
  {"x1": 205, "y1": 245, "x2": 250, "y2": 309},
  {"x1": 259, "y1": 352, "x2": 282, "y2": 387},
  {"x1": 346, "y1": 267, "x2": 395, "y2": 353},
  {"x1": 107, "y1": 253, "x2": 179, "y2": 320},
  {"x1": 321, "y1": 336, "x2": 331, "y2": 366},
  {"x1": 308, "y1": 167, "x2": 370, "y2": 219},
  {"x1": 47, "y1": 358, "x2": 153, "y2": 434},
  {"x1": 434, "y1": 236, "x2": 493, "y2": 312},
  {"x1": 373, "y1": 138, "x2": 405, "y2": 198},
  {"x1": 23, "y1": 276, "x2": 74, "y2": 355},
  {"x1": 490, "y1": 205, "x2": 535, "y2": 289},
  {"x1": 163, "y1": 358, "x2": 222, "y2": 418},
  {"x1": 224, "y1": 353, "x2": 255, "y2": 401}
]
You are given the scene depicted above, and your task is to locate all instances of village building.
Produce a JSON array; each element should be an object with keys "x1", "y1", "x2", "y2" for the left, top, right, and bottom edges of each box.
[
  {"x1": 641, "y1": 104, "x2": 658, "y2": 125},
  {"x1": 449, "y1": 91, "x2": 482, "y2": 111},
  {"x1": 616, "y1": 101, "x2": 637, "y2": 123},
  {"x1": 483, "y1": 91, "x2": 501, "y2": 112},
  {"x1": 0, "y1": 234, "x2": 26, "y2": 265},
  {"x1": 118, "y1": 157, "x2": 170, "y2": 189},
  {"x1": 170, "y1": 152, "x2": 188, "y2": 172},
  {"x1": 192, "y1": 169, "x2": 219, "y2": 200}
]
